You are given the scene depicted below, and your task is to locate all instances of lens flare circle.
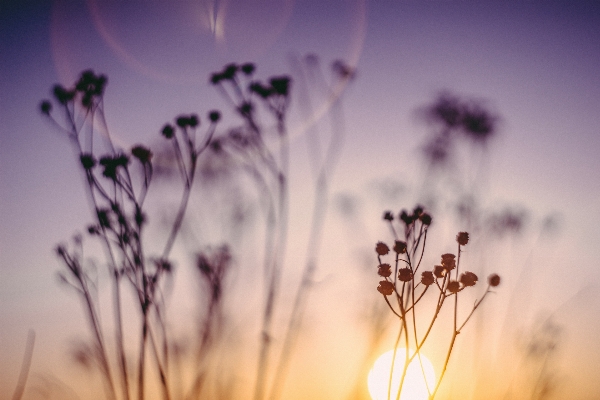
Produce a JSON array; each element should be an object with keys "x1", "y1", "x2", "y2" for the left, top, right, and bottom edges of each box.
[{"x1": 368, "y1": 348, "x2": 436, "y2": 400}]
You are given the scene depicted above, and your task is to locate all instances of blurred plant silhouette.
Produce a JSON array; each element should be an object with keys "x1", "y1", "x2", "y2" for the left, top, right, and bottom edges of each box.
[
  {"x1": 334, "y1": 91, "x2": 562, "y2": 400},
  {"x1": 40, "y1": 57, "x2": 354, "y2": 400}
]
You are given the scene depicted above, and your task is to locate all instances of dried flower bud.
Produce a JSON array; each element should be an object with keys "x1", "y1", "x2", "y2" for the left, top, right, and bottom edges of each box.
[
  {"x1": 131, "y1": 145, "x2": 153, "y2": 164},
  {"x1": 441, "y1": 253, "x2": 455, "y2": 262},
  {"x1": 447, "y1": 280, "x2": 460, "y2": 293},
  {"x1": 222, "y1": 63, "x2": 238, "y2": 80},
  {"x1": 413, "y1": 205, "x2": 424, "y2": 217},
  {"x1": 176, "y1": 116, "x2": 189, "y2": 128},
  {"x1": 398, "y1": 268, "x2": 413, "y2": 282},
  {"x1": 53, "y1": 84, "x2": 75, "y2": 105},
  {"x1": 377, "y1": 263, "x2": 392, "y2": 278},
  {"x1": 377, "y1": 280, "x2": 395, "y2": 296},
  {"x1": 488, "y1": 273, "x2": 501, "y2": 287},
  {"x1": 459, "y1": 271, "x2": 478, "y2": 287},
  {"x1": 79, "y1": 153, "x2": 96, "y2": 170},
  {"x1": 209, "y1": 110, "x2": 221, "y2": 122},
  {"x1": 433, "y1": 265, "x2": 446, "y2": 278},
  {"x1": 188, "y1": 114, "x2": 199, "y2": 128},
  {"x1": 375, "y1": 241, "x2": 389, "y2": 256},
  {"x1": 239, "y1": 102, "x2": 253, "y2": 115},
  {"x1": 270, "y1": 76, "x2": 291, "y2": 96},
  {"x1": 383, "y1": 211, "x2": 394, "y2": 221},
  {"x1": 393, "y1": 240, "x2": 407, "y2": 254},
  {"x1": 161, "y1": 124, "x2": 175, "y2": 139},
  {"x1": 441, "y1": 253, "x2": 456, "y2": 270},
  {"x1": 421, "y1": 271, "x2": 435, "y2": 286},
  {"x1": 40, "y1": 100, "x2": 52, "y2": 115},
  {"x1": 456, "y1": 232, "x2": 469, "y2": 246},
  {"x1": 400, "y1": 210, "x2": 413, "y2": 225},
  {"x1": 420, "y1": 213, "x2": 432, "y2": 225},
  {"x1": 97, "y1": 209, "x2": 111, "y2": 229},
  {"x1": 55, "y1": 245, "x2": 66, "y2": 257},
  {"x1": 241, "y1": 63, "x2": 256, "y2": 75}
]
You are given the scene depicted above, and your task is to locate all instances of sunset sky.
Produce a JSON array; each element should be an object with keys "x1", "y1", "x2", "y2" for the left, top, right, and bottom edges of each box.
[{"x1": 2, "y1": 1, "x2": 600, "y2": 399}]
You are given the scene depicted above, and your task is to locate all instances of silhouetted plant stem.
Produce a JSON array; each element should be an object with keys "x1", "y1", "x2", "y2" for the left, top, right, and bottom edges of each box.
[
  {"x1": 387, "y1": 323, "x2": 404, "y2": 400},
  {"x1": 395, "y1": 292, "x2": 411, "y2": 400},
  {"x1": 138, "y1": 312, "x2": 148, "y2": 400},
  {"x1": 57, "y1": 247, "x2": 117, "y2": 400},
  {"x1": 11, "y1": 330, "x2": 35, "y2": 400},
  {"x1": 148, "y1": 326, "x2": 171, "y2": 400}
]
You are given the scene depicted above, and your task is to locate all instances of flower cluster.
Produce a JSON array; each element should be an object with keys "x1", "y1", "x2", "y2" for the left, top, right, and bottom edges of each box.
[
  {"x1": 375, "y1": 206, "x2": 500, "y2": 296},
  {"x1": 372, "y1": 206, "x2": 502, "y2": 399}
]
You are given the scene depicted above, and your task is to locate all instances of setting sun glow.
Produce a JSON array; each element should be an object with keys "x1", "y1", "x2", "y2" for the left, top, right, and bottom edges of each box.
[{"x1": 368, "y1": 348, "x2": 436, "y2": 400}]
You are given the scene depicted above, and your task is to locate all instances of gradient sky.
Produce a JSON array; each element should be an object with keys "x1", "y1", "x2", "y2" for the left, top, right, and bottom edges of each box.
[{"x1": 2, "y1": 1, "x2": 600, "y2": 399}]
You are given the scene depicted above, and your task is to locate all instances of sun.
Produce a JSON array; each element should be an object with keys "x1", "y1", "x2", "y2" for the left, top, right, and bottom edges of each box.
[{"x1": 367, "y1": 348, "x2": 436, "y2": 400}]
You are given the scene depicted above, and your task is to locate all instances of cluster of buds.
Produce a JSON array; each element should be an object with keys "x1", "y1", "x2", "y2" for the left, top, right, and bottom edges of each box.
[
  {"x1": 383, "y1": 205, "x2": 432, "y2": 227},
  {"x1": 375, "y1": 228, "x2": 501, "y2": 297}
]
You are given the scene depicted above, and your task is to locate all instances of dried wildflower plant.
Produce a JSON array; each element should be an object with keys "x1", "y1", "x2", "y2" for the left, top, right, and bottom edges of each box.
[
  {"x1": 42, "y1": 68, "x2": 226, "y2": 400},
  {"x1": 374, "y1": 205, "x2": 500, "y2": 400},
  {"x1": 40, "y1": 57, "x2": 354, "y2": 400}
]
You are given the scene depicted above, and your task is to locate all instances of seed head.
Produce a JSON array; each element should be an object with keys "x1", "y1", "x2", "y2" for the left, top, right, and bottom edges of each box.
[
  {"x1": 433, "y1": 265, "x2": 446, "y2": 278},
  {"x1": 378, "y1": 263, "x2": 392, "y2": 278},
  {"x1": 377, "y1": 280, "x2": 394, "y2": 296},
  {"x1": 161, "y1": 124, "x2": 175, "y2": 139},
  {"x1": 131, "y1": 145, "x2": 153, "y2": 164},
  {"x1": 488, "y1": 273, "x2": 501, "y2": 287},
  {"x1": 375, "y1": 241, "x2": 389, "y2": 256},
  {"x1": 393, "y1": 240, "x2": 407, "y2": 254},
  {"x1": 383, "y1": 211, "x2": 394, "y2": 221},
  {"x1": 441, "y1": 253, "x2": 456, "y2": 270},
  {"x1": 398, "y1": 268, "x2": 413, "y2": 282},
  {"x1": 460, "y1": 271, "x2": 478, "y2": 287},
  {"x1": 456, "y1": 231, "x2": 469, "y2": 246},
  {"x1": 209, "y1": 110, "x2": 221, "y2": 122},
  {"x1": 447, "y1": 280, "x2": 460, "y2": 293},
  {"x1": 421, "y1": 271, "x2": 435, "y2": 286}
]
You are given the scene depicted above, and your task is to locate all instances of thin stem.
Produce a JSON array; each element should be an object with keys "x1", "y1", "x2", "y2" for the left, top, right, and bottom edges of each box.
[{"x1": 11, "y1": 330, "x2": 35, "y2": 400}]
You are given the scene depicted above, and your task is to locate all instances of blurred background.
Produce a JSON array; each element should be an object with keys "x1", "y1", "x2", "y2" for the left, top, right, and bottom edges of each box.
[{"x1": 1, "y1": 0, "x2": 600, "y2": 399}]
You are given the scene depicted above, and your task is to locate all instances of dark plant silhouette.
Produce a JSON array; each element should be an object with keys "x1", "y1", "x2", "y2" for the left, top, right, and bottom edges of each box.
[
  {"x1": 42, "y1": 68, "x2": 221, "y2": 400},
  {"x1": 40, "y1": 57, "x2": 353, "y2": 400},
  {"x1": 372, "y1": 205, "x2": 500, "y2": 400}
]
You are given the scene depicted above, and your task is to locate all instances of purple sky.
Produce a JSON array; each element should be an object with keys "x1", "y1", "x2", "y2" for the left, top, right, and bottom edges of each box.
[{"x1": 2, "y1": 1, "x2": 600, "y2": 399}]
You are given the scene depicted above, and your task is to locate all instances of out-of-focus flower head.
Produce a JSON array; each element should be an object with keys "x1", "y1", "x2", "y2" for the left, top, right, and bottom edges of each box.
[
  {"x1": 53, "y1": 85, "x2": 75, "y2": 105},
  {"x1": 99, "y1": 154, "x2": 129, "y2": 180},
  {"x1": 270, "y1": 76, "x2": 291, "y2": 97},
  {"x1": 208, "y1": 110, "x2": 221, "y2": 123},
  {"x1": 40, "y1": 100, "x2": 52, "y2": 115},
  {"x1": 399, "y1": 209, "x2": 414, "y2": 226},
  {"x1": 131, "y1": 145, "x2": 153, "y2": 164},
  {"x1": 420, "y1": 213, "x2": 432, "y2": 226},
  {"x1": 383, "y1": 211, "x2": 394, "y2": 221},
  {"x1": 161, "y1": 124, "x2": 175, "y2": 139},
  {"x1": 79, "y1": 153, "x2": 96, "y2": 170},
  {"x1": 241, "y1": 63, "x2": 255, "y2": 75},
  {"x1": 488, "y1": 274, "x2": 501, "y2": 287}
]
